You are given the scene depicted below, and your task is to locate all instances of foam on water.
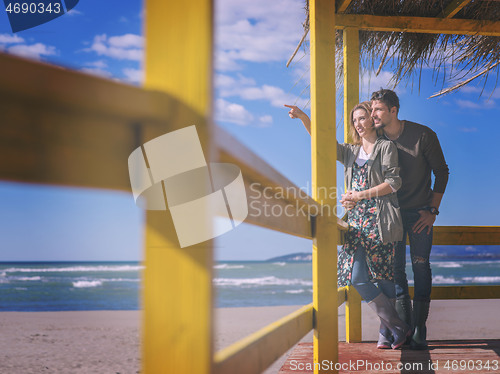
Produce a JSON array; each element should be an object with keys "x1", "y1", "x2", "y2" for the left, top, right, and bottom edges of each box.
[
  {"x1": 72, "y1": 280, "x2": 103, "y2": 288},
  {"x1": 3, "y1": 265, "x2": 143, "y2": 273},
  {"x1": 213, "y1": 276, "x2": 312, "y2": 287},
  {"x1": 432, "y1": 275, "x2": 461, "y2": 284},
  {"x1": 433, "y1": 262, "x2": 462, "y2": 268},
  {"x1": 213, "y1": 264, "x2": 246, "y2": 270},
  {"x1": 463, "y1": 276, "x2": 500, "y2": 283}
]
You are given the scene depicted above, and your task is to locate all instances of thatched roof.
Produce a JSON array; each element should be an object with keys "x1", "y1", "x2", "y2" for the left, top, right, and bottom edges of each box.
[{"x1": 291, "y1": 0, "x2": 500, "y2": 97}]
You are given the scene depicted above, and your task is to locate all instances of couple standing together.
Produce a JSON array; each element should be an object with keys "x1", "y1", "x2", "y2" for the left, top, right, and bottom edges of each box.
[{"x1": 286, "y1": 89, "x2": 449, "y2": 350}]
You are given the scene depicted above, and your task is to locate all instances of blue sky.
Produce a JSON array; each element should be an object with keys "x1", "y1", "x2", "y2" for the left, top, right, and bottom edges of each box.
[{"x1": 0, "y1": 0, "x2": 498, "y2": 261}]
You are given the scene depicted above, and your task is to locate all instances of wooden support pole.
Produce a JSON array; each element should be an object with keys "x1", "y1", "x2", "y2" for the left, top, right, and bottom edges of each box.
[
  {"x1": 440, "y1": 0, "x2": 473, "y2": 18},
  {"x1": 310, "y1": 0, "x2": 338, "y2": 373},
  {"x1": 342, "y1": 28, "x2": 362, "y2": 343},
  {"x1": 345, "y1": 286, "x2": 362, "y2": 343},
  {"x1": 342, "y1": 28, "x2": 359, "y2": 144},
  {"x1": 335, "y1": 14, "x2": 500, "y2": 37},
  {"x1": 142, "y1": 1, "x2": 214, "y2": 374},
  {"x1": 337, "y1": 0, "x2": 354, "y2": 13}
]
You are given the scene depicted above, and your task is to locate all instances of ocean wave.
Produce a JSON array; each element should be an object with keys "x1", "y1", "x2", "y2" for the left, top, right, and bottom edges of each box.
[
  {"x1": 213, "y1": 276, "x2": 313, "y2": 287},
  {"x1": 432, "y1": 275, "x2": 460, "y2": 284},
  {"x1": 73, "y1": 280, "x2": 103, "y2": 288},
  {"x1": 213, "y1": 264, "x2": 245, "y2": 270},
  {"x1": 462, "y1": 276, "x2": 500, "y2": 283},
  {"x1": 16, "y1": 276, "x2": 42, "y2": 281},
  {"x1": 273, "y1": 262, "x2": 287, "y2": 266},
  {"x1": 433, "y1": 262, "x2": 462, "y2": 268},
  {"x1": 285, "y1": 289, "x2": 306, "y2": 294},
  {"x1": 3, "y1": 265, "x2": 143, "y2": 273}
]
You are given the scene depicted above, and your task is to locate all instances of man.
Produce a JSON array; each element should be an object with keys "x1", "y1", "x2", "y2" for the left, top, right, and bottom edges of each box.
[{"x1": 346, "y1": 89, "x2": 449, "y2": 350}]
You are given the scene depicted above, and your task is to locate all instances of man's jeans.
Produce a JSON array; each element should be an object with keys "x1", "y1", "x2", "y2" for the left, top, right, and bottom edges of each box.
[{"x1": 394, "y1": 209, "x2": 433, "y2": 302}]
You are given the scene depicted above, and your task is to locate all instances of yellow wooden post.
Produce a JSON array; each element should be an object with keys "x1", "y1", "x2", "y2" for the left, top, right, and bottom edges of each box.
[
  {"x1": 310, "y1": 0, "x2": 338, "y2": 373},
  {"x1": 342, "y1": 28, "x2": 359, "y2": 144},
  {"x1": 142, "y1": 1, "x2": 214, "y2": 374},
  {"x1": 342, "y1": 27, "x2": 362, "y2": 343},
  {"x1": 345, "y1": 286, "x2": 362, "y2": 342}
]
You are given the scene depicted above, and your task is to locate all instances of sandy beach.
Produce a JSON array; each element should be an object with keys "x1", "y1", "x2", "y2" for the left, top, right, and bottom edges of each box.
[{"x1": 1, "y1": 300, "x2": 499, "y2": 373}]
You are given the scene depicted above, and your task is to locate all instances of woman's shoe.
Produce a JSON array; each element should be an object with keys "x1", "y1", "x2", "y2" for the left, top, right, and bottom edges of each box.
[
  {"x1": 377, "y1": 322, "x2": 393, "y2": 349},
  {"x1": 368, "y1": 293, "x2": 410, "y2": 350}
]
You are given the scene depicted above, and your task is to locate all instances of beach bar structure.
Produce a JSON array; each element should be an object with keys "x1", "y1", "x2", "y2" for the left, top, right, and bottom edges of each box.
[{"x1": 0, "y1": 0, "x2": 499, "y2": 373}]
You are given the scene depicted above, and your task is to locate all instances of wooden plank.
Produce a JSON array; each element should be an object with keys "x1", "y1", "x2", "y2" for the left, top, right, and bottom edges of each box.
[
  {"x1": 433, "y1": 226, "x2": 500, "y2": 245},
  {"x1": 440, "y1": 0, "x2": 473, "y2": 18},
  {"x1": 0, "y1": 53, "x2": 182, "y2": 123},
  {"x1": 214, "y1": 304, "x2": 314, "y2": 374},
  {"x1": 310, "y1": 1, "x2": 339, "y2": 373},
  {"x1": 342, "y1": 28, "x2": 359, "y2": 145},
  {"x1": 142, "y1": 1, "x2": 214, "y2": 374},
  {"x1": 408, "y1": 285, "x2": 500, "y2": 300},
  {"x1": 0, "y1": 53, "x2": 194, "y2": 191},
  {"x1": 337, "y1": 0, "x2": 354, "y2": 13},
  {"x1": 279, "y1": 340, "x2": 500, "y2": 373},
  {"x1": 342, "y1": 28, "x2": 362, "y2": 344},
  {"x1": 345, "y1": 286, "x2": 362, "y2": 343},
  {"x1": 337, "y1": 287, "x2": 346, "y2": 306},
  {"x1": 335, "y1": 14, "x2": 500, "y2": 36}
]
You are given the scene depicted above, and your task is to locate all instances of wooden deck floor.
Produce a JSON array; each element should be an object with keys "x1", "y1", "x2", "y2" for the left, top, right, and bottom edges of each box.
[{"x1": 279, "y1": 340, "x2": 500, "y2": 373}]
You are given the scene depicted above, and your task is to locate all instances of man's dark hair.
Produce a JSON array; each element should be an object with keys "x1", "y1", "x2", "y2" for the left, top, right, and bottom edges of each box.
[{"x1": 371, "y1": 89, "x2": 400, "y2": 113}]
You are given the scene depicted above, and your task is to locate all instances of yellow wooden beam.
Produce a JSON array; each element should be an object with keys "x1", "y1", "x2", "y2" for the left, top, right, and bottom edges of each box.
[
  {"x1": 345, "y1": 286, "x2": 362, "y2": 343},
  {"x1": 335, "y1": 14, "x2": 500, "y2": 36},
  {"x1": 342, "y1": 28, "x2": 361, "y2": 344},
  {"x1": 337, "y1": 287, "x2": 347, "y2": 306},
  {"x1": 409, "y1": 286, "x2": 500, "y2": 300},
  {"x1": 214, "y1": 304, "x2": 314, "y2": 374},
  {"x1": 440, "y1": 0, "x2": 473, "y2": 18},
  {"x1": 310, "y1": 0, "x2": 338, "y2": 373},
  {"x1": 342, "y1": 28, "x2": 359, "y2": 145},
  {"x1": 0, "y1": 53, "x2": 192, "y2": 191},
  {"x1": 142, "y1": 1, "x2": 214, "y2": 374},
  {"x1": 337, "y1": 0, "x2": 354, "y2": 13}
]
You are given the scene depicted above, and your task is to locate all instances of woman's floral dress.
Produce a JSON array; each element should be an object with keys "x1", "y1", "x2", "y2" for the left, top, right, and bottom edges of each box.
[{"x1": 337, "y1": 161, "x2": 396, "y2": 287}]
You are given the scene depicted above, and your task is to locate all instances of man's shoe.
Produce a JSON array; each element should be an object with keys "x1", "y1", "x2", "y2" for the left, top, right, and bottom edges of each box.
[{"x1": 410, "y1": 300, "x2": 430, "y2": 350}]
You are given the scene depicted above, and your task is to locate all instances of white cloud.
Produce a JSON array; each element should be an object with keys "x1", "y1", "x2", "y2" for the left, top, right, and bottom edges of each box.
[
  {"x1": 7, "y1": 43, "x2": 56, "y2": 60},
  {"x1": 215, "y1": 0, "x2": 305, "y2": 71},
  {"x1": 215, "y1": 73, "x2": 256, "y2": 90},
  {"x1": 81, "y1": 67, "x2": 112, "y2": 78},
  {"x1": 459, "y1": 84, "x2": 500, "y2": 100},
  {"x1": 216, "y1": 73, "x2": 307, "y2": 108},
  {"x1": 123, "y1": 68, "x2": 143, "y2": 84},
  {"x1": 458, "y1": 127, "x2": 478, "y2": 133},
  {"x1": 108, "y1": 34, "x2": 143, "y2": 49},
  {"x1": 85, "y1": 60, "x2": 108, "y2": 69},
  {"x1": 67, "y1": 9, "x2": 83, "y2": 16},
  {"x1": 360, "y1": 70, "x2": 406, "y2": 98},
  {"x1": 456, "y1": 99, "x2": 495, "y2": 110},
  {"x1": 258, "y1": 115, "x2": 273, "y2": 127},
  {"x1": 85, "y1": 34, "x2": 143, "y2": 61},
  {"x1": 0, "y1": 34, "x2": 24, "y2": 44},
  {"x1": 460, "y1": 85, "x2": 482, "y2": 94},
  {"x1": 215, "y1": 98, "x2": 254, "y2": 126}
]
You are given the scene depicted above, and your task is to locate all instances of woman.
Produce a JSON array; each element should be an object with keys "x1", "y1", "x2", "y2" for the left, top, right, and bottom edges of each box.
[{"x1": 285, "y1": 102, "x2": 409, "y2": 349}]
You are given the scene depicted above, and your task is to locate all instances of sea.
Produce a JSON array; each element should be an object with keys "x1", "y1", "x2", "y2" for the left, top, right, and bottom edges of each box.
[{"x1": 1, "y1": 246, "x2": 499, "y2": 311}]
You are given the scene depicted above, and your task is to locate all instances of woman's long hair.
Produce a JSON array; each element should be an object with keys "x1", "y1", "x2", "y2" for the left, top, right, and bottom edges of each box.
[{"x1": 348, "y1": 101, "x2": 372, "y2": 145}]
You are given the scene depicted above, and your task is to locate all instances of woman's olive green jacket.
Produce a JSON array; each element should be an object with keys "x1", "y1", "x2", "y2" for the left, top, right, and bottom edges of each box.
[{"x1": 337, "y1": 137, "x2": 403, "y2": 243}]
